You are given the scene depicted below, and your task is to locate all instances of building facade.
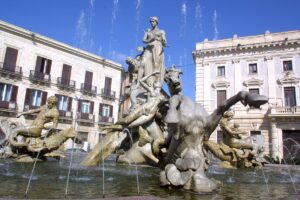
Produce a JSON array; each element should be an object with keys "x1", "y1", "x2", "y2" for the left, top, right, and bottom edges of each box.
[
  {"x1": 193, "y1": 30, "x2": 300, "y2": 161},
  {"x1": 0, "y1": 20, "x2": 123, "y2": 149}
]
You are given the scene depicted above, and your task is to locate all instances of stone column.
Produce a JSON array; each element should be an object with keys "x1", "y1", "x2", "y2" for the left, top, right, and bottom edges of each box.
[{"x1": 270, "y1": 120, "x2": 278, "y2": 158}]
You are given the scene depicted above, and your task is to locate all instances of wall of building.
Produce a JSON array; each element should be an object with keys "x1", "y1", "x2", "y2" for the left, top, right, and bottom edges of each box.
[
  {"x1": 194, "y1": 30, "x2": 300, "y2": 160},
  {"x1": 0, "y1": 20, "x2": 123, "y2": 150}
]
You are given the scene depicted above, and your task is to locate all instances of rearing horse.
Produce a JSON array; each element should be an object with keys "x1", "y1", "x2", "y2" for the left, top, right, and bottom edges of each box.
[{"x1": 161, "y1": 66, "x2": 268, "y2": 193}]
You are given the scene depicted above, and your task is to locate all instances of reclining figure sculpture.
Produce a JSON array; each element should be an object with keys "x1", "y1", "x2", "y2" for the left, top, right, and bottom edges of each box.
[{"x1": 0, "y1": 96, "x2": 76, "y2": 162}]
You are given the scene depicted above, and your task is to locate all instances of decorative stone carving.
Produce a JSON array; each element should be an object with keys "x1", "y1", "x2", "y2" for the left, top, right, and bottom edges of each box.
[
  {"x1": 0, "y1": 96, "x2": 76, "y2": 161},
  {"x1": 243, "y1": 77, "x2": 264, "y2": 87},
  {"x1": 277, "y1": 71, "x2": 300, "y2": 86}
]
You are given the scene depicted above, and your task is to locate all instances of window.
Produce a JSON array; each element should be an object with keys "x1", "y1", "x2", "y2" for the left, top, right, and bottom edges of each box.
[
  {"x1": 249, "y1": 88, "x2": 259, "y2": 95},
  {"x1": 35, "y1": 56, "x2": 52, "y2": 74},
  {"x1": 217, "y1": 66, "x2": 225, "y2": 77},
  {"x1": 217, "y1": 90, "x2": 226, "y2": 107},
  {"x1": 249, "y1": 63, "x2": 257, "y2": 74},
  {"x1": 283, "y1": 60, "x2": 293, "y2": 71},
  {"x1": 101, "y1": 105, "x2": 110, "y2": 117},
  {"x1": 58, "y1": 96, "x2": 68, "y2": 111},
  {"x1": 250, "y1": 131, "x2": 261, "y2": 136},
  {"x1": 3, "y1": 47, "x2": 18, "y2": 71},
  {"x1": 81, "y1": 102, "x2": 90, "y2": 113},
  {"x1": 0, "y1": 83, "x2": 12, "y2": 102},
  {"x1": 284, "y1": 87, "x2": 296, "y2": 107},
  {"x1": 31, "y1": 90, "x2": 43, "y2": 106}
]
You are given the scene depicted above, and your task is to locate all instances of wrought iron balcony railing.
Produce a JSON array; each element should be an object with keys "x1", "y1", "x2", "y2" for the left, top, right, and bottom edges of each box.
[
  {"x1": 58, "y1": 110, "x2": 73, "y2": 121},
  {"x1": 29, "y1": 70, "x2": 51, "y2": 84},
  {"x1": 101, "y1": 88, "x2": 116, "y2": 100},
  {"x1": 0, "y1": 62, "x2": 22, "y2": 78},
  {"x1": 0, "y1": 101, "x2": 17, "y2": 113},
  {"x1": 57, "y1": 77, "x2": 76, "y2": 90},
  {"x1": 76, "y1": 112, "x2": 95, "y2": 123},
  {"x1": 98, "y1": 115, "x2": 114, "y2": 125},
  {"x1": 80, "y1": 83, "x2": 97, "y2": 95}
]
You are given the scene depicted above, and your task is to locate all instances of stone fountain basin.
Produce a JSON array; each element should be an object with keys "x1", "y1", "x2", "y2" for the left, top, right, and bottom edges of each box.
[{"x1": 0, "y1": 153, "x2": 299, "y2": 199}]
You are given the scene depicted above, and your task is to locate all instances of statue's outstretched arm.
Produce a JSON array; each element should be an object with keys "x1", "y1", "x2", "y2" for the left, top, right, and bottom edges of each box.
[{"x1": 17, "y1": 107, "x2": 43, "y2": 117}]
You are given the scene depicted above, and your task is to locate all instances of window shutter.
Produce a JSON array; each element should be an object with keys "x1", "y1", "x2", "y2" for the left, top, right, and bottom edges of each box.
[
  {"x1": 3, "y1": 47, "x2": 18, "y2": 71},
  {"x1": 11, "y1": 85, "x2": 18, "y2": 102},
  {"x1": 84, "y1": 71, "x2": 93, "y2": 90},
  {"x1": 45, "y1": 59, "x2": 52, "y2": 74},
  {"x1": 90, "y1": 101, "x2": 94, "y2": 114},
  {"x1": 68, "y1": 97, "x2": 72, "y2": 111},
  {"x1": 42, "y1": 92, "x2": 48, "y2": 105},
  {"x1": 105, "y1": 77, "x2": 112, "y2": 90},
  {"x1": 99, "y1": 103, "x2": 103, "y2": 115},
  {"x1": 109, "y1": 105, "x2": 113, "y2": 117},
  {"x1": 24, "y1": 88, "x2": 32, "y2": 105},
  {"x1": 77, "y1": 100, "x2": 82, "y2": 112},
  {"x1": 217, "y1": 90, "x2": 226, "y2": 107},
  {"x1": 35, "y1": 56, "x2": 43, "y2": 72},
  {"x1": 62, "y1": 64, "x2": 72, "y2": 84}
]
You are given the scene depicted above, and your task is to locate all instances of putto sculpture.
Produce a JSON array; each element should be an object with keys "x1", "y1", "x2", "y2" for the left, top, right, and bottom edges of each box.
[
  {"x1": 0, "y1": 96, "x2": 76, "y2": 162},
  {"x1": 82, "y1": 17, "x2": 269, "y2": 193}
]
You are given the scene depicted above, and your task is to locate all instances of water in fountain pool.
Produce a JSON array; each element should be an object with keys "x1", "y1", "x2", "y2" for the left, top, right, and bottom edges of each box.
[{"x1": 0, "y1": 153, "x2": 299, "y2": 199}]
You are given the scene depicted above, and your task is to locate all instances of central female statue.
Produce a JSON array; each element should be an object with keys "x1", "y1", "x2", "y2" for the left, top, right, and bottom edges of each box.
[{"x1": 141, "y1": 16, "x2": 167, "y2": 86}]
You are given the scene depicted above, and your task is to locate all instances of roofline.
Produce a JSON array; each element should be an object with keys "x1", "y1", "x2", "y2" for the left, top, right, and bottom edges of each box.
[{"x1": 0, "y1": 20, "x2": 123, "y2": 71}]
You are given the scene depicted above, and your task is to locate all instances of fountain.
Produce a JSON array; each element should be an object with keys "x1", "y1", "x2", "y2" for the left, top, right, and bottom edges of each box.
[{"x1": 0, "y1": 17, "x2": 299, "y2": 199}]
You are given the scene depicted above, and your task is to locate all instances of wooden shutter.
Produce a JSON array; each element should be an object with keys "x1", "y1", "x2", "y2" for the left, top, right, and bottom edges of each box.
[
  {"x1": 90, "y1": 101, "x2": 94, "y2": 114},
  {"x1": 84, "y1": 71, "x2": 93, "y2": 90},
  {"x1": 45, "y1": 59, "x2": 52, "y2": 74},
  {"x1": 35, "y1": 56, "x2": 43, "y2": 72},
  {"x1": 24, "y1": 88, "x2": 32, "y2": 105},
  {"x1": 109, "y1": 105, "x2": 113, "y2": 117},
  {"x1": 68, "y1": 97, "x2": 72, "y2": 111},
  {"x1": 284, "y1": 87, "x2": 296, "y2": 107},
  {"x1": 3, "y1": 47, "x2": 18, "y2": 71},
  {"x1": 217, "y1": 90, "x2": 226, "y2": 107},
  {"x1": 42, "y1": 91, "x2": 48, "y2": 105},
  {"x1": 77, "y1": 99, "x2": 82, "y2": 112},
  {"x1": 105, "y1": 77, "x2": 112, "y2": 90},
  {"x1": 99, "y1": 103, "x2": 103, "y2": 115},
  {"x1": 62, "y1": 64, "x2": 72, "y2": 84},
  {"x1": 11, "y1": 85, "x2": 18, "y2": 102}
]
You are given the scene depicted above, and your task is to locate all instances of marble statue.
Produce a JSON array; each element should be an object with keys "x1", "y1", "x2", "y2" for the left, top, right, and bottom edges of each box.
[
  {"x1": 82, "y1": 18, "x2": 269, "y2": 193},
  {"x1": 0, "y1": 96, "x2": 76, "y2": 162},
  {"x1": 139, "y1": 16, "x2": 166, "y2": 86},
  {"x1": 204, "y1": 111, "x2": 265, "y2": 169}
]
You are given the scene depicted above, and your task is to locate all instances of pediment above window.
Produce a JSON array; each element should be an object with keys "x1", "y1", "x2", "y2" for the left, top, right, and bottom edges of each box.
[
  {"x1": 243, "y1": 77, "x2": 263, "y2": 87},
  {"x1": 277, "y1": 71, "x2": 300, "y2": 85},
  {"x1": 212, "y1": 77, "x2": 230, "y2": 88}
]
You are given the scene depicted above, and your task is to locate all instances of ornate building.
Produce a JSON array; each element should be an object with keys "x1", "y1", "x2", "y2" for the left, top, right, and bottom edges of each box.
[
  {"x1": 193, "y1": 30, "x2": 300, "y2": 161},
  {"x1": 0, "y1": 20, "x2": 123, "y2": 149}
]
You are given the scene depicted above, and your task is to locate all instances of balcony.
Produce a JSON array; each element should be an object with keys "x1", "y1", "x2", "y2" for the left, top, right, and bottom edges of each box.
[
  {"x1": 0, "y1": 101, "x2": 17, "y2": 115},
  {"x1": 76, "y1": 112, "x2": 95, "y2": 125},
  {"x1": 23, "y1": 104, "x2": 40, "y2": 119},
  {"x1": 29, "y1": 70, "x2": 51, "y2": 85},
  {"x1": 98, "y1": 115, "x2": 114, "y2": 125},
  {"x1": 0, "y1": 62, "x2": 22, "y2": 79},
  {"x1": 80, "y1": 83, "x2": 97, "y2": 96},
  {"x1": 57, "y1": 77, "x2": 76, "y2": 91},
  {"x1": 101, "y1": 89, "x2": 116, "y2": 100},
  {"x1": 269, "y1": 106, "x2": 300, "y2": 119},
  {"x1": 58, "y1": 110, "x2": 73, "y2": 123}
]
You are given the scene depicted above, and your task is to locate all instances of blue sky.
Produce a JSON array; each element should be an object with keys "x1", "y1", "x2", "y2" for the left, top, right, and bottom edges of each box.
[{"x1": 1, "y1": 0, "x2": 300, "y2": 99}]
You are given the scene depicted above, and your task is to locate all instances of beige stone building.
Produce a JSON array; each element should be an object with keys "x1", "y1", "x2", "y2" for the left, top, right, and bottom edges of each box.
[
  {"x1": 0, "y1": 20, "x2": 123, "y2": 150},
  {"x1": 193, "y1": 30, "x2": 300, "y2": 161}
]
